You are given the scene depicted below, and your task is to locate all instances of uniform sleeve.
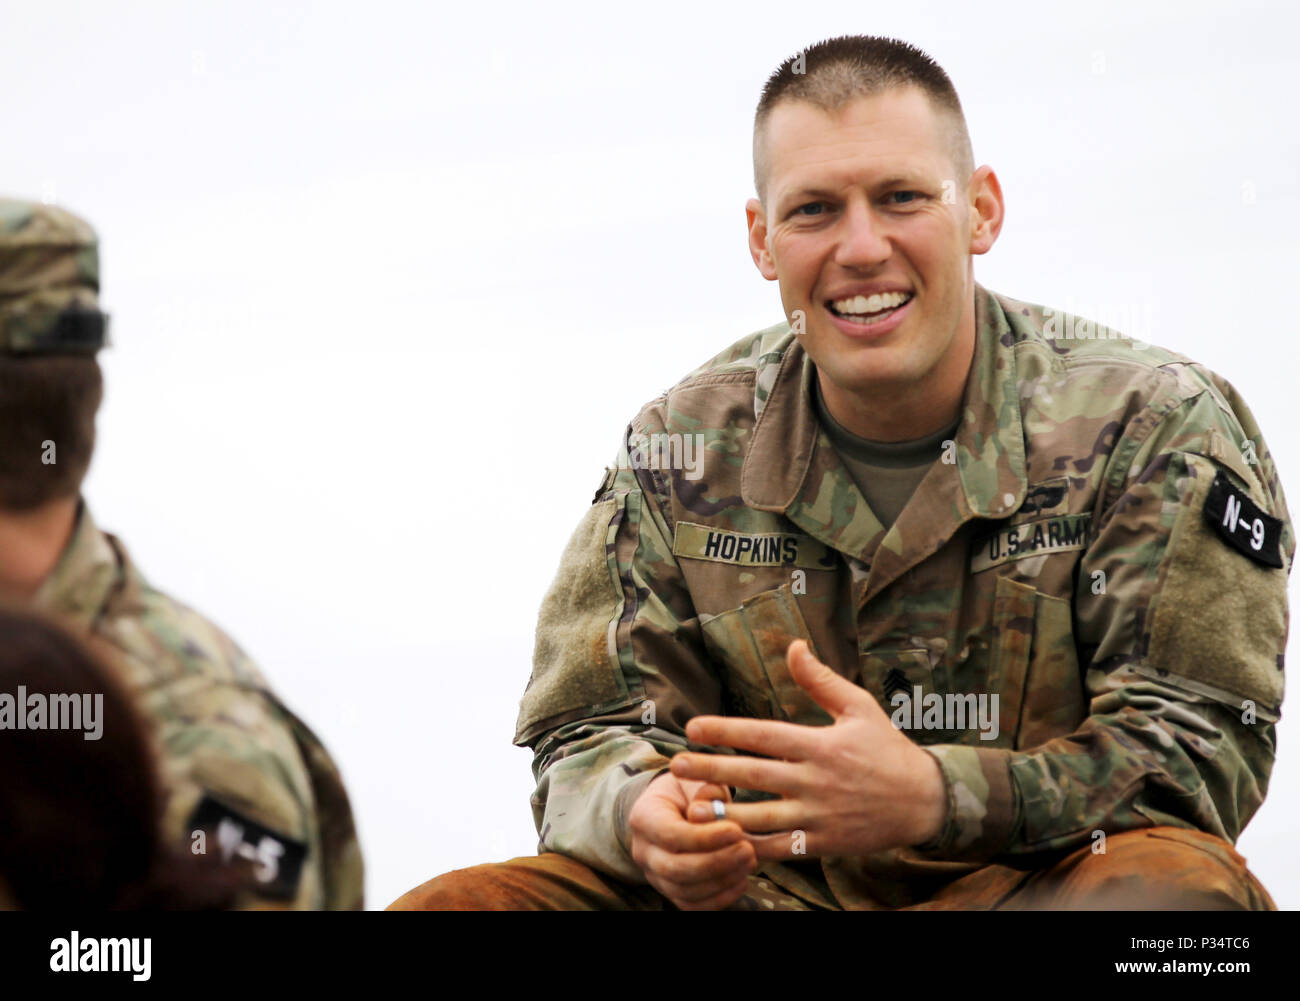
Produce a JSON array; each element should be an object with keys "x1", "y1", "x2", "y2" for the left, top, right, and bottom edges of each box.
[
  {"x1": 114, "y1": 596, "x2": 364, "y2": 910},
  {"x1": 513, "y1": 411, "x2": 725, "y2": 884},
  {"x1": 915, "y1": 381, "x2": 1291, "y2": 863},
  {"x1": 273, "y1": 700, "x2": 366, "y2": 910}
]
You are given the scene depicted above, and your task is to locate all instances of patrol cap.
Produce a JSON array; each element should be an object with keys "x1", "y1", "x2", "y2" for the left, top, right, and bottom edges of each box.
[{"x1": 0, "y1": 197, "x2": 109, "y2": 355}]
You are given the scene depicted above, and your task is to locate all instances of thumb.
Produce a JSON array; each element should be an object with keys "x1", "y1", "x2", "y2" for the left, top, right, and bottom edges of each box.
[
  {"x1": 687, "y1": 782, "x2": 732, "y2": 803},
  {"x1": 786, "y1": 639, "x2": 867, "y2": 720},
  {"x1": 684, "y1": 782, "x2": 733, "y2": 824}
]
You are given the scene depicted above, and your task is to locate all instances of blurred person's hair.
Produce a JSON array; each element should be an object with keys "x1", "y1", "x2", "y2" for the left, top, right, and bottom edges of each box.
[
  {"x1": 0, "y1": 355, "x2": 102, "y2": 511},
  {"x1": 0, "y1": 606, "x2": 245, "y2": 909}
]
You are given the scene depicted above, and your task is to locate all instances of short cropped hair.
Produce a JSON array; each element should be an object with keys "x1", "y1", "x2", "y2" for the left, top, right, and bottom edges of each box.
[
  {"x1": 753, "y1": 35, "x2": 975, "y2": 204},
  {"x1": 0, "y1": 355, "x2": 102, "y2": 511}
]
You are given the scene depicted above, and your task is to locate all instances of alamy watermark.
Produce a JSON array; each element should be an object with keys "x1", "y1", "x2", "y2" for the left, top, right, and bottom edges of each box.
[
  {"x1": 1043, "y1": 296, "x2": 1153, "y2": 350},
  {"x1": 50, "y1": 932, "x2": 150, "y2": 981},
  {"x1": 608, "y1": 432, "x2": 706, "y2": 481},
  {"x1": 0, "y1": 687, "x2": 103, "y2": 739},
  {"x1": 890, "y1": 687, "x2": 1000, "y2": 741}
]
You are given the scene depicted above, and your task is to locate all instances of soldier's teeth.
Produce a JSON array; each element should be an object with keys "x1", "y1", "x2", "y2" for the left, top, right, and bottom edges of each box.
[
  {"x1": 838, "y1": 310, "x2": 897, "y2": 327},
  {"x1": 830, "y1": 291, "x2": 912, "y2": 315}
]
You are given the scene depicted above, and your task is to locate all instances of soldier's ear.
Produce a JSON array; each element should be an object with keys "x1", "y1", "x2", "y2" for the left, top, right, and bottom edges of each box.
[
  {"x1": 967, "y1": 166, "x2": 1004, "y2": 256},
  {"x1": 746, "y1": 198, "x2": 779, "y2": 280}
]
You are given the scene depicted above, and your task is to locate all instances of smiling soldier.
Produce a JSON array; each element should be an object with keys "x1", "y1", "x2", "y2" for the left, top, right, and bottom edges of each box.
[{"x1": 392, "y1": 35, "x2": 1290, "y2": 910}]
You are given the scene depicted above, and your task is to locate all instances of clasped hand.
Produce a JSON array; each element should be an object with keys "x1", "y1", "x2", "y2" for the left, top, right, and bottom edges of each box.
[{"x1": 626, "y1": 639, "x2": 946, "y2": 910}]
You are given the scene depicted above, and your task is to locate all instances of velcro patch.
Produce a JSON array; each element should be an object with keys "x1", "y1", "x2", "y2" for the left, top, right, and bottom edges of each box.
[
  {"x1": 1202, "y1": 471, "x2": 1283, "y2": 568},
  {"x1": 188, "y1": 795, "x2": 307, "y2": 900},
  {"x1": 672, "y1": 521, "x2": 837, "y2": 569},
  {"x1": 971, "y1": 513, "x2": 1092, "y2": 572}
]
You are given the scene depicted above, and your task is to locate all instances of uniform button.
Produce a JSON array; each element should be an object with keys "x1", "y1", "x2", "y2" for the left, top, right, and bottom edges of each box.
[{"x1": 1002, "y1": 492, "x2": 1016, "y2": 509}]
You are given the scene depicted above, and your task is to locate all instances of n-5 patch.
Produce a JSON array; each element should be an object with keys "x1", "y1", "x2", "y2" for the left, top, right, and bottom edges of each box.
[
  {"x1": 1203, "y1": 471, "x2": 1284, "y2": 568},
  {"x1": 188, "y1": 795, "x2": 307, "y2": 900}
]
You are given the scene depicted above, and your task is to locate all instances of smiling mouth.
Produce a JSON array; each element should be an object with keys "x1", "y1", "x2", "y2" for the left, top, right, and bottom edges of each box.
[{"x1": 825, "y1": 291, "x2": 914, "y2": 326}]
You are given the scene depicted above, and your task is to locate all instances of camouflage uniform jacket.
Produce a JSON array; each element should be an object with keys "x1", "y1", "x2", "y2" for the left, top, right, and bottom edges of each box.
[
  {"x1": 33, "y1": 502, "x2": 364, "y2": 910},
  {"x1": 514, "y1": 283, "x2": 1291, "y2": 908}
]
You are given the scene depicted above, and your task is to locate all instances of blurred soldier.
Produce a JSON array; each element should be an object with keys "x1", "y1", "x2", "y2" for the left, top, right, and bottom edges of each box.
[
  {"x1": 0, "y1": 197, "x2": 363, "y2": 909},
  {"x1": 391, "y1": 35, "x2": 1287, "y2": 911}
]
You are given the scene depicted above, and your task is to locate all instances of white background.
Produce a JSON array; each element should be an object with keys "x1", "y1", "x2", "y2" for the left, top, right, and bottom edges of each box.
[{"x1": 3, "y1": 0, "x2": 1297, "y2": 909}]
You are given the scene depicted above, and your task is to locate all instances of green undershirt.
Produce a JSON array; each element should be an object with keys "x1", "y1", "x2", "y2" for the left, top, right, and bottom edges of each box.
[{"x1": 812, "y1": 378, "x2": 960, "y2": 531}]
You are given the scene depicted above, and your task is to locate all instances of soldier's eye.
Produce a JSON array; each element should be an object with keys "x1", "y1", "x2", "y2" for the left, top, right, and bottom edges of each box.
[
  {"x1": 888, "y1": 191, "x2": 921, "y2": 204},
  {"x1": 795, "y1": 202, "x2": 826, "y2": 217}
]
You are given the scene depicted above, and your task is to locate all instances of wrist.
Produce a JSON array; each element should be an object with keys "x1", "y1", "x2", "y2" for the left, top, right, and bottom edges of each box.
[
  {"x1": 615, "y1": 766, "x2": 671, "y2": 858},
  {"x1": 908, "y1": 747, "x2": 949, "y2": 849}
]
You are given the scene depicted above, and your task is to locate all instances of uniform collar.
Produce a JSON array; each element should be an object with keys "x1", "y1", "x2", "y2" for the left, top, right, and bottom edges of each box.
[
  {"x1": 31, "y1": 499, "x2": 133, "y2": 630},
  {"x1": 742, "y1": 283, "x2": 1028, "y2": 567}
]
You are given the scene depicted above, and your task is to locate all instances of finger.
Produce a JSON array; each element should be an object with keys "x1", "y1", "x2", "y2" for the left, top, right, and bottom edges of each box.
[
  {"x1": 718, "y1": 877, "x2": 761, "y2": 911},
  {"x1": 687, "y1": 798, "x2": 804, "y2": 833},
  {"x1": 642, "y1": 839, "x2": 756, "y2": 887},
  {"x1": 683, "y1": 783, "x2": 732, "y2": 825},
  {"x1": 744, "y1": 829, "x2": 812, "y2": 863},
  {"x1": 666, "y1": 872, "x2": 755, "y2": 911},
  {"x1": 639, "y1": 803, "x2": 746, "y2": 854},
  {"x1": 785, "y1": 639, "x2": 869, "y2": 720},
  {"x1": 685, "y1": 715, "x2": 817, "y2": 760},
  {"x1": 686, "y1": 782, "x2": 731, "y2": 803},
  {"x1": 671, "y1": 751, "x2": 799, "y2": 796},
  {"x1": 654, "y1": 861, "x2": 756, "y2": 905}
]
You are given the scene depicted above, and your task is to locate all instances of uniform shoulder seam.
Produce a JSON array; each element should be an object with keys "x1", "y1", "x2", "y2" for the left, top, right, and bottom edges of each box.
[{"x1": 671, "y1": 369, "x2": 757, "y2": 391}]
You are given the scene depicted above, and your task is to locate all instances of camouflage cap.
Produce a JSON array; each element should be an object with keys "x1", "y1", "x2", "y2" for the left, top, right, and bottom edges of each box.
[{"x1": 0, "y1": 197, "x2": 109, "y2": 355}]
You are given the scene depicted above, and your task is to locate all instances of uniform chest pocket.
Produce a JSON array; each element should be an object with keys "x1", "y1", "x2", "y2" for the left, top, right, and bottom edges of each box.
[
  {"x1": 698, "y1": 584, "x2": 833, "y2": 726},
  {"x1": 948, "y1": 574, "x2": 1084, "y2": 749},
  {"x1": 858, "y1": 646, "x2": 942, "y2": 742}
]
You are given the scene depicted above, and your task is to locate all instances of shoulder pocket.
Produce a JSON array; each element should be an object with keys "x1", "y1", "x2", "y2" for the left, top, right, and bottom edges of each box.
[
  {"x1": 515, "y1": 492, "x2": 639, "y2": 745},
  {"x1": 1144, "y1": 452, "x2": 1287, "y2": 720}
]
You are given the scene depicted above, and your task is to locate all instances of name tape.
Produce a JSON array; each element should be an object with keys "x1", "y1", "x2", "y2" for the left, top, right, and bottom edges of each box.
[{"x1": 672, "y1": 521, "x2": 837, "y2": 569}]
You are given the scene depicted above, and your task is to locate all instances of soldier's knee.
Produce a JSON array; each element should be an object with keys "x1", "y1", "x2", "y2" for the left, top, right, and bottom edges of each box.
[
  {"x1": 1033, "y1": 826, "x2": 1274, "y2": 910},
  {"x1": 387, "y1": 853, "x2": 655, "y2": 911},
  {"x1": 386, "y1": 861, "x2": 528, "y2": 911}
]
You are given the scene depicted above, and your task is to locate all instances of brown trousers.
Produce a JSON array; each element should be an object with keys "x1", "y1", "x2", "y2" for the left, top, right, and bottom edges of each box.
[{"x1": 387, "y1": 826, "x2": 1276, "y2": 911}]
